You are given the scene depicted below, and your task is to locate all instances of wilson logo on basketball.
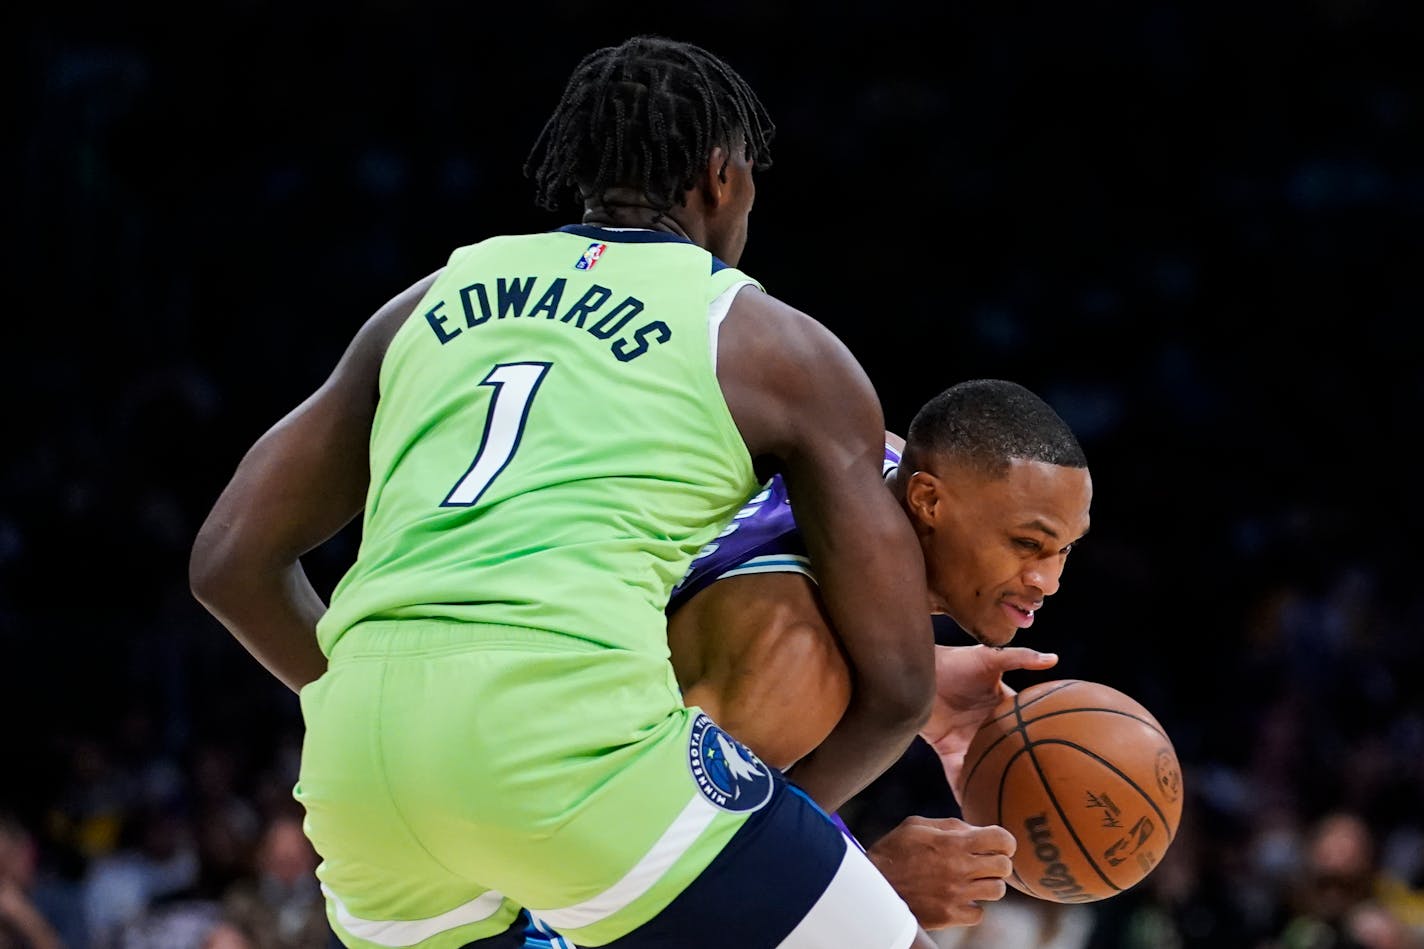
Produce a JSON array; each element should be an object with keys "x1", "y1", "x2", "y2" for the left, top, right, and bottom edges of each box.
[{"x1": 1024, "y1": 814, "x2": 1093, "y2": 903}]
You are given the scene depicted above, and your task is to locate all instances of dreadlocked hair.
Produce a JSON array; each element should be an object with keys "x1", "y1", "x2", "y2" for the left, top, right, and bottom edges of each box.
[{"x1": 525, "y1": 35, "x2": 774, "y2": 215}]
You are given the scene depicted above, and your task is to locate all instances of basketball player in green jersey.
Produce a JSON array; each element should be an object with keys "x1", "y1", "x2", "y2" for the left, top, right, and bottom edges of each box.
[{"x1": 191, "y1": 36, "x2": 943, "y2": 949}]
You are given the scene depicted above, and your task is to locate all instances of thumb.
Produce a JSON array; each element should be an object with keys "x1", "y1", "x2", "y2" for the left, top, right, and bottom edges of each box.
[{"x1": 988, "y1": 646, "x2": 1058, "y2": 672}]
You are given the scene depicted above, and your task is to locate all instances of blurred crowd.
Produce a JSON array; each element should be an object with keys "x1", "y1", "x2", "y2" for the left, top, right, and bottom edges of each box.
[
  {"x1": 0, "y1": 733, "x2": 333, "y2": 948},
  {"x1": 3, "y1": 557, "x2": 1422, "y2": 948},
  {"x1": 10, "y1": 1, "x2": 1424, "y2": 947}
]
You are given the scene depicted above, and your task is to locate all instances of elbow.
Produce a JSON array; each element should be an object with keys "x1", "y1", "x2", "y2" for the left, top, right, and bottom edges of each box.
[
  {"x1": 858, "y1": 659, "x2": 934, "y2": 735},
  {"x1": 898, "y1": 678, "x2": 936, "y2": 735},
  {"x1": 188, "y1": 521, "x2": 237, "y2": 611},
  {"x1": 188, "y1": 539, "x2": 220, "y2": 610}
]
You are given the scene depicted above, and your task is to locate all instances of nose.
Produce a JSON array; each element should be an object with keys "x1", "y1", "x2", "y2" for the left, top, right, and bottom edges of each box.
[{"x1": 1025, "y1": 557, "x2": 1065, "y2": 598}]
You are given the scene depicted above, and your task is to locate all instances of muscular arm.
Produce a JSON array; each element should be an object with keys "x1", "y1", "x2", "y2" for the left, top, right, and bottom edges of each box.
[
  {"x1": 188, "y1": 273, "x2": 438, "y2": 692},
  {"x1": 716, "y1": 289, "x2": 934, "y2": 812},
  {"x1": 670, "y1": 572, "x2": 850, "y2": 770},
  {"x1": 668, "y1": 428, "x2": 914, "y2": 772}
]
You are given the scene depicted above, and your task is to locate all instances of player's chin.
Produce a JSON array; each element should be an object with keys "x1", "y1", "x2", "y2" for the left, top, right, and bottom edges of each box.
[{"x1": 972, "y1": 624, "x2": 1019, "y2": 648}]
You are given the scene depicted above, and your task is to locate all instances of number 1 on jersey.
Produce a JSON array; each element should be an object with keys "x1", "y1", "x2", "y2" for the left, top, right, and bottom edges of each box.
[{"x1": 442, "y1": 362, "x2": 552, "y2": 507}]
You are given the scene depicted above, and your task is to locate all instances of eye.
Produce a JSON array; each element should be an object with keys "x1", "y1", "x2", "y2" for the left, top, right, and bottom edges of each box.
[
  {"x1": 1060, "y1": 543, "x2": 1075, "y2": 556},
  {"x1": 1014, "y1": 538, "x2": 1041, "y2": 552}
]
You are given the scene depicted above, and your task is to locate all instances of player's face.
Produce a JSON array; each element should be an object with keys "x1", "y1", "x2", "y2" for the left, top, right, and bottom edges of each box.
[
  {"x1": 909, "y1": 458, "x2": 1092, "y2": 647},
  {"x1": 705, "y1": 141, "x2": 756, "y2": 267}
]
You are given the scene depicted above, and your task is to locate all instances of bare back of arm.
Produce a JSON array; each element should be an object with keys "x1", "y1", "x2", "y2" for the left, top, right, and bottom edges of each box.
[
  {"x1": 189, "y1": 272, "x2": 439, "y2": 692},
  {"x1": 670, "y1": 571, "x2": 849, "y2": 770},
  {"x1": 667, "y1": 428, "x2": 911, "y2": 772},
  {"x1": 715, "y1": 287, "x2": 935, "y2": 812}
]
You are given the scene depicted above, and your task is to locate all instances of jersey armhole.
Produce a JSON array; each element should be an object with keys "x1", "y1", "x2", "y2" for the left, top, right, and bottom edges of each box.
[{"x1": 708, "y1": 279, "x2": 760, "y2": 371}]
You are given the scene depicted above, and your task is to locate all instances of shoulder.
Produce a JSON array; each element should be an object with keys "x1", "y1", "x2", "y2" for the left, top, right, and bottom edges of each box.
[
  {"x1": 354, "y1": 268, "x2": 444, "y2": 363},
  {"x1": 724, "y1": 285, "x2": 815, "y2": 331},
  {"x1": 313, "y1": 268, "x2": 444, "y2": 408},
  {"x1": 715, "y1": 286, "x2": 883, "y2": 464},
  {"x1": 720, "y1": 287, "x2": 857, "y2": 374}
]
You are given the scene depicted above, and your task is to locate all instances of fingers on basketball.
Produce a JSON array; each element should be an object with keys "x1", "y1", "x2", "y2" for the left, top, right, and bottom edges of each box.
[{"x1": 967, "y1": 823, "x2": 1016, "y2": 857}]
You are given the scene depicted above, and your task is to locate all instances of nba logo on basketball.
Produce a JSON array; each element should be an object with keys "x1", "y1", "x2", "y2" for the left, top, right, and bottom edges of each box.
[{"x1": 575, "y1": 242, "x2": 607, "y2": 270}]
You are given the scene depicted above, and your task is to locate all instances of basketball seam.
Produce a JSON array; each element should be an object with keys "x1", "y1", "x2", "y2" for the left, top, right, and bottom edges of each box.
[
  {"x1": 1013, "y1": 695, "x2": 1121, "y2": 898},
  {"x1": 1026, "y1": 738, "x2": 1178, "y2": 847},
  {"x1": 964, "y1": 700, "x2": 1170, "y2": 792},
  {"x1": 1001, "y1": 692, "x2": 1042, "y2": 900},
  {"x1": 964, "y1": 683, "x2": 1082, "y2": 789},
  {"x1": 984, "y1": 680, "x2": 1082, "y2": 727},
  {"x1": 1014, "y1": 706, "x2": 1170, "y2": 740},
  {"x1": 964, "y1": 723, "x2": 1022, "y2": 791}
]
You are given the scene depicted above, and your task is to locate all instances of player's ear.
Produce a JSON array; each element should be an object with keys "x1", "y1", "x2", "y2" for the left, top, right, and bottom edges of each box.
[
  {"x1": 904, "y1": 471, "x2": 943, "y2": 527},
  {"x1": 696, "y1": 146, "x2": 731, "y2": 206}
]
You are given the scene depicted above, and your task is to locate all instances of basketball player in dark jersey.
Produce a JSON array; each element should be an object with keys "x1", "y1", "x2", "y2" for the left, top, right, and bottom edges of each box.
[
  {"x1": 525, "y1": 379, "x2": 1091, "y2": 946},
  {"x1": 667, "y1": 379, "x2": 1091, "y2": 932}
]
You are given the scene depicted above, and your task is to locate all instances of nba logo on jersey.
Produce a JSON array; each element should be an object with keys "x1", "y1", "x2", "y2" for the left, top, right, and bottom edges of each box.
[
  {"x1": 574, "y1": 242, "x2": 607, "y2": 270},
  {"x1": 688, "y1": 713, "x2": 774, "y2": 813}
]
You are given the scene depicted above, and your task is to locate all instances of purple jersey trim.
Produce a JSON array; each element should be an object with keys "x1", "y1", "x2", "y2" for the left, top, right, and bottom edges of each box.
[
  {"x1": 668, "y1": 444, "x2": 902, "y2": 615},
  {"x1": 828, "y1": 810, "x2": 865, "y2": 852}
]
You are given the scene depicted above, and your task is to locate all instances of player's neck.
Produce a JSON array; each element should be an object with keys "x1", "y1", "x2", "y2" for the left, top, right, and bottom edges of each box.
[{"x1": 582, "y1": 198, "x2": 695, "y2": 243}]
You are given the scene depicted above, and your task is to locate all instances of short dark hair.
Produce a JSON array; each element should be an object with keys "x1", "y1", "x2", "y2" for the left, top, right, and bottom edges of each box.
[
  {"x1": 525, "y1": 35, "x2": 774, "y2": 215},
  {"x1": 903, "y1": 379, "x2": 1088, "y2": 477}
]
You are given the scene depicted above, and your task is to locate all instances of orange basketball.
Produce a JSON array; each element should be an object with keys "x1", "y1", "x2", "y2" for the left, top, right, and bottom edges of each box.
[{"x1": 958, "y1": 679, "x2": 1184, "y2": 904}]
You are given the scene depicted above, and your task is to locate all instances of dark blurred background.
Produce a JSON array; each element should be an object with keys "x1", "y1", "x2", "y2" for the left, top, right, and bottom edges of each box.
[{"x1": 6, "y1": 2, "x2": 1423, "y2": 947}]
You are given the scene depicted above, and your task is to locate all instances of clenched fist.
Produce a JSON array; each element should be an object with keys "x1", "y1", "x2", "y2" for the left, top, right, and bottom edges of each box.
[{"x1": 866, "y1": 816, "x2": 1017, "y2": 930}]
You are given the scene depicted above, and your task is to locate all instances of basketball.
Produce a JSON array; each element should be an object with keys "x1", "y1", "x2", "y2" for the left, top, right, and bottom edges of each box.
[{"x1": 957, "y1": 679, "x2": 1184, "y2": 904}]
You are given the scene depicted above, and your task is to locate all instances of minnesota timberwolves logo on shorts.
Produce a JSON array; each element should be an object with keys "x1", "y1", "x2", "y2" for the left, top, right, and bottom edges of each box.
[{"x1": 688, "y1": 713, "x2": 774, "y2": 813}]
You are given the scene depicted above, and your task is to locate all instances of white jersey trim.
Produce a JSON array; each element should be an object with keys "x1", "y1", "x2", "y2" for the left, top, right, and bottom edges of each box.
[
  {"x1": 530, "y1": 792, "x2": 719, "y2": 931},
  {"x1": 322, "y1": 883, "x2": 505, "y2": 946},
  {"x1": 775, "y1": 839, "x2": 920, "y2": 948},
  {"x1": 708, "y1": 280, "x2": 759, "y2": 371},
  {"x1": 715, "y1": 554, "x2": 816, "y2": 585}
]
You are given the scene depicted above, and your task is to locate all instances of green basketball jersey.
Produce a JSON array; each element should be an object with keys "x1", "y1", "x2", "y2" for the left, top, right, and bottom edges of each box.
[{"x1": 316, "y1": 226, "x2": 761, "y2": 658}]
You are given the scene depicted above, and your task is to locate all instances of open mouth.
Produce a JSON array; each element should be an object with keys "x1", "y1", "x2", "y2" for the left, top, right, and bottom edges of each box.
[{"x1": 1001, "y1": 600, "x2": 1038, "y2": 629}]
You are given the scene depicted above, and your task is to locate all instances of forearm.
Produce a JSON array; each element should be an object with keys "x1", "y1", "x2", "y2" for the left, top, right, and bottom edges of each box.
[
  {"x1": 188, "y1": 291, "x2": 413, "y2": 693},
  {"x1": 191, "y1": 554, "x2": 329, "y2": 693},
  {"x1": 785, "y1": 692, "x2": 925, "y2": 812},
  {"x1": 188, "y1": 373, "x2": 377, "y2": 693},
  {"x1": 789, "y1": 493, "x2": 935, "y2": 810},
  {"x1": 713, "y1": 296, "x2": 935, "y2": 811}
]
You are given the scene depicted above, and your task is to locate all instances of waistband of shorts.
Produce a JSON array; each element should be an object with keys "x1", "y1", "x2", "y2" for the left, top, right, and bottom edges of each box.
[{"x1": 327, "y1": 618, "x2": 613, "y2": 660}]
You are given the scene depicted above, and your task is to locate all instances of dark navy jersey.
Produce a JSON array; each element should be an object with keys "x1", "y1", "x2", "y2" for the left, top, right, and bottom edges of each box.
[{"x1": 667, "y1": 443, "x2": 902, "y2": 615}]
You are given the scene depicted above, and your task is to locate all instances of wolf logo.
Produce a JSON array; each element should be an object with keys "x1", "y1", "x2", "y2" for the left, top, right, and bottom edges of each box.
[
  {"x1": 687, "y1": 714, "x2": 774, "y2": 813},
  {"x1": 716, "y1": 733, "x2": 764, "y2": 789}
]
